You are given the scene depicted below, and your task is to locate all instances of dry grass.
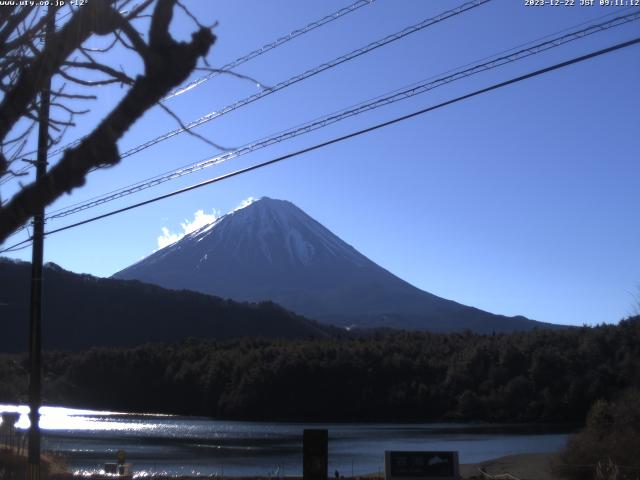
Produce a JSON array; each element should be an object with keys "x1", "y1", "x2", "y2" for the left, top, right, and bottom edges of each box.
[
  {"x1": 0, "y1": 447, "x2": 67, "y2": 479},
  {"x1": 552, "y1": 389, "x2": 640, "y2": 480}
]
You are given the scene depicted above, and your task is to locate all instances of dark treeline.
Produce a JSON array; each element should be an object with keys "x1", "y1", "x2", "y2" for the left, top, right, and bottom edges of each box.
[
  {"x1": 1, "y1": 316, "x2": 639, "y2": 423},
  {"x1": 0, "y1": 259, "x2": 335, "y2": 353}
]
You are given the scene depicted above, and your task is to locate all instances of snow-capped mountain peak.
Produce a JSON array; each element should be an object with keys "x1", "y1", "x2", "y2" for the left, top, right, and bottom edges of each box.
[
  {"x1": 114, "y1": 198, "x2": 549, "y2": 333},
  {"x1": 157, "y1": 197, "x2": 365, "y2": 268}
]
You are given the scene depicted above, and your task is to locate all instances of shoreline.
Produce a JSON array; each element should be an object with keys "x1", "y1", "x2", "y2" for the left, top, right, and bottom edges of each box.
[
  {"x1": 459, "y1": 452, "x2": 561, "y2": 480},
  {"x1": 44, "y1": 453, "x2": 563, "y2": 480}
]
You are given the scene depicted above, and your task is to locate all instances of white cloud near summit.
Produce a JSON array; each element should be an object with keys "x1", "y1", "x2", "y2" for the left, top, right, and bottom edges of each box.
[
  {"x1": 232, "y1": 196, "x2": 258, "y2": 212},
  {"x1": 155, "y1": 198, "x2": 258, "y2": 250},
  {"x1": 157, "y1": 209, "x2": 219, "y2": 249}
]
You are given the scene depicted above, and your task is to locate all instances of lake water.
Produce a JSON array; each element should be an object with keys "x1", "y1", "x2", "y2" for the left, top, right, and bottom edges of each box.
[{"x1": 0, "y1": 404, "x2": 571, "y2": 477}]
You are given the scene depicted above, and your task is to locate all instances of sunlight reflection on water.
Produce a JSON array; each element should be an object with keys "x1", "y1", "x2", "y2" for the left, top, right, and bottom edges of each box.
[
  {"x1": 71, "y1": 469, "x2": 183, "y2": 478},
  {"x1": 0, "y1": 404, "x2": 170, "y2": 432},
  {"x1": 0, "y1": 403, "x2": 571, "y2": 476},
  {"x1": 71, "y1": 469, "x2": 209, "y2": 478}
]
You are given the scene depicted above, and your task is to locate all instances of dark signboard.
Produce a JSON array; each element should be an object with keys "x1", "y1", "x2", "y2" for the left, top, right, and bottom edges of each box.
[
  {"x1": 385, "y1": 451, "x2": 459, "y2": 480},
  {"x1": 303, "y1": 429, "x2": 328, "y2": 480}
]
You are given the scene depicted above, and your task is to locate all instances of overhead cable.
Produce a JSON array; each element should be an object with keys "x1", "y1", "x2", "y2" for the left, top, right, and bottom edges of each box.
[
  {"x1": 43, "y1": 0, "x2": 492, "y2": 164},
  {"x1": 164, "y1": 0, "x2": 377, "y2": 100},
  {"x1": 9, "y1": 0, "x2": 378, "y2": 168},
  {"x1": 3, "y1": 34, "x2": 638, "y2": 254},
  {"x1": 42, "y1": 10, "x2": 640, "y2": 222}
]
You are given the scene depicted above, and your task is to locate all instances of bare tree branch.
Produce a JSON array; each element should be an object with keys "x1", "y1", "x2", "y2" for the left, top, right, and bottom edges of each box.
[
  {"x1": 125, "y1": 0, "x2": 156, "y2": 20},
  {"x1": 58, "y1": 69, "x2": 122, "y2": 87},
  {"x1": 62, "y1": 60, "x2": 135, "y2": 85},
  {"x1": 0, "y1": 1, "x2": 125, "y2": 174},
  {"x1": 0, "y1": 0, "x2": 215, "y2": 243},
  {"x1": 157, "y1": 101, "x2": 231, "y2": 152},
  {"x1": 0, "y1": 7, "x2": 36, "y2": 55},
  {"x1": 194, "y1": 66, "x2": 271, "y2": 90}
]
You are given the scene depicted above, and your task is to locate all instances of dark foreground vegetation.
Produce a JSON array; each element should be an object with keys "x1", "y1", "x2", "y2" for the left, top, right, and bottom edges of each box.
[
  {"x1": 0, "y1": 449, "x2": 66, "y2": 479},
  {"x1": 1, "y1": 316, "x2": 639, "y2": 424},
  {"x1": 555, "y1": 389, "x2": 640, "y2": 480}
]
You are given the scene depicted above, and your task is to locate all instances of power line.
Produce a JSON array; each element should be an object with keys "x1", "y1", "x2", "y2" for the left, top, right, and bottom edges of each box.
[
  {"x1": 0, "y1": 164, "x2": 31, "y2": 186},
  {"x1": 40, "y1": 10, "x2": 640, "y2": 223},
  {"x1": 28, "y1": 0, "x2": 498, "y2": 220},
  {"x1": 11, "y1": 4, "x2": 632, "y2": 196},
  {"x1": 3, "y1": 35, "x2": 638, "y2": 254},
  {"x1": 0, "y1": 241, "x2": 33, "y2": 253},
  {"x1": 39, "y1": 0, "x2": 492, "y2": 168},
  {"x1": 7, "y1": 0, "x2": 378, "y2": 171},
  {"x1": 2, "y1": 5, "x2": 633, "y2": 195},
  {"x1": 164, "y1": 0, "x2": 377, "y2": 100},
  {"x1": 101, "y1": 0, "x2": 492, "y2": 161}
]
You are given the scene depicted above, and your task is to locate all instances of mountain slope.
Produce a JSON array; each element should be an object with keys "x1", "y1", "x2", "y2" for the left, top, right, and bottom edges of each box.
[
  {"x1": 0, "y1": 258, "x2": 333, "y2": 352},
  {"x1": 114, "y1": 197, "x2": 557, "y2": 333}
]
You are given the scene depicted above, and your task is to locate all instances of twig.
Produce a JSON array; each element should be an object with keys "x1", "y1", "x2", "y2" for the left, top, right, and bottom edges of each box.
[{"x1": 157, "y1": 101, "x2": 232, "y2": 152}]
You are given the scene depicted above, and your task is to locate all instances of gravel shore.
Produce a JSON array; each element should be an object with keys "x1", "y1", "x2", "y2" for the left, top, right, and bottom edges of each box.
[{"x1": 460, "y1": 452, "x2": 562, "y2": 479}]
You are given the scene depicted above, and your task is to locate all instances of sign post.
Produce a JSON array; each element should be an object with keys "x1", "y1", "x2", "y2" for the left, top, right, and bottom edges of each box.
[
  {"x1": 384, "y1": 451, "x2": 460, "y2": 480},
  {"x1": 303, "y1": 429, "x2": 328, "y2": 480},
  {"x1": 117, "y1": 450, "x2": 126, "y2": 475}
]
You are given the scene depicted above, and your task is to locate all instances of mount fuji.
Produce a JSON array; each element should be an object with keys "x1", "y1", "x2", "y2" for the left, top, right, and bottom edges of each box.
[{"x1": 114, "y1": 197, "x2": 556, "y2": 333}]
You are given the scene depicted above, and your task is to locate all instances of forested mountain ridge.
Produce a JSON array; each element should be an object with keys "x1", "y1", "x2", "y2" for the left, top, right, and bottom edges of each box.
[
  {"x1": 0, "y1": 258, "x2": 334, "y2": 352},
  {"x1": 114, "y1": 197, "x2": 560, "y2": 333},
  {"x1": 1, "y1": 315, "x2": 638, "y2": 423}
]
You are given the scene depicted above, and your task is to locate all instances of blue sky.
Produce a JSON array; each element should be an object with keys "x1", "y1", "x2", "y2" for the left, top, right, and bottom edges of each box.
[{"x1": 2, "y1": 0, "x2": 639, "y2": 326}]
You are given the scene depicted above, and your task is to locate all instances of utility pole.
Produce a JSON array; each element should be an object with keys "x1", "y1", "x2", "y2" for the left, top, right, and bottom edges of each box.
[{"x1": 28, "y1": 7, "x2": 55, "y2": 480}]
